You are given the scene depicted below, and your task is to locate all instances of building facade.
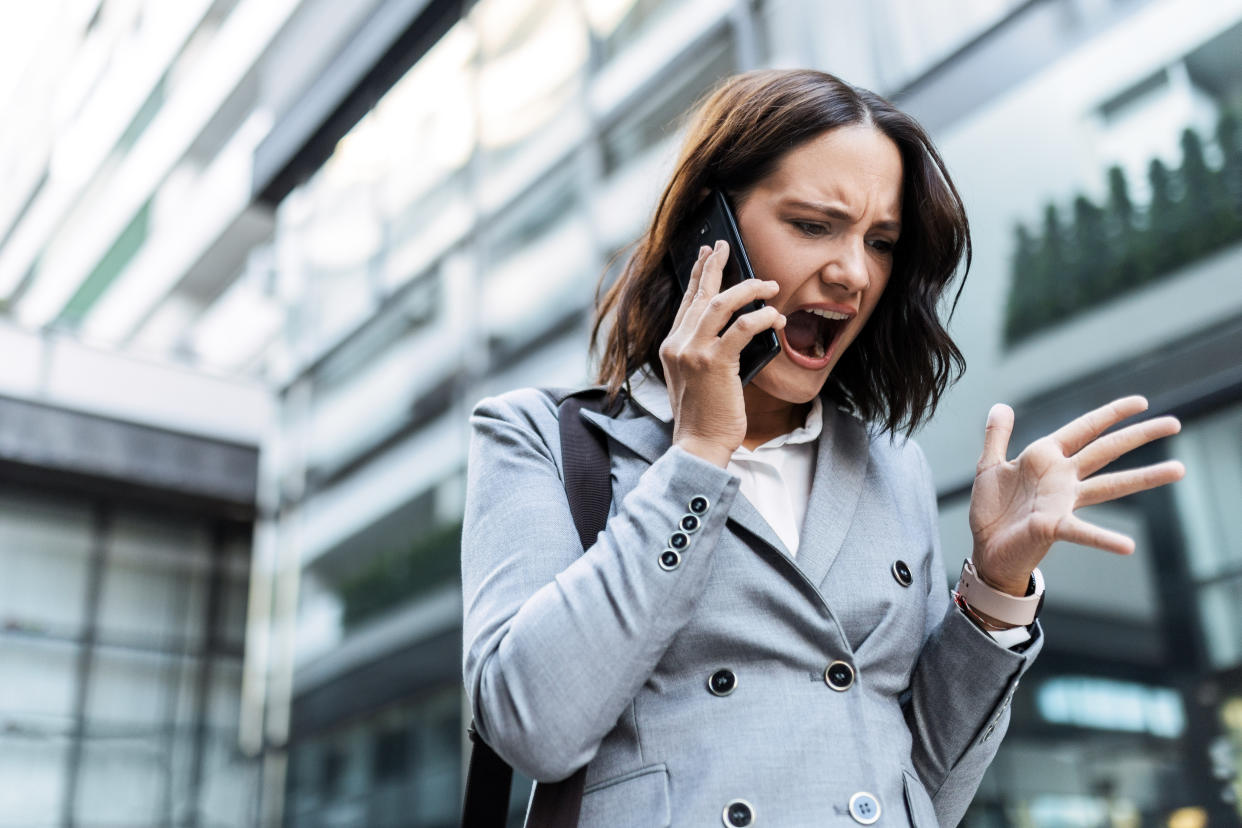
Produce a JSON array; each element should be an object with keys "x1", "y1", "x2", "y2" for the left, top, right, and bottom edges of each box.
[
  {"x1": 0, "y1": 323, "x2": 269, "y2": 825},
  {"x1": 4, "y1": 0, "x2": 1242, "y2": 825}
]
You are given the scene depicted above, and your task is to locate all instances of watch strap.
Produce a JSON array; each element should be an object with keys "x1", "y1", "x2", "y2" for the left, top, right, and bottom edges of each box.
[{"x1": 956, "y1": 559, "x2": 1044, "y2": 627}]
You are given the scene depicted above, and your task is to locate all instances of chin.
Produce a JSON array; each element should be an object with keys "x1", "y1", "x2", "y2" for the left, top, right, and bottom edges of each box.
[{"x1": 750, "y1": 360, "x2": 828, "y2": 404}]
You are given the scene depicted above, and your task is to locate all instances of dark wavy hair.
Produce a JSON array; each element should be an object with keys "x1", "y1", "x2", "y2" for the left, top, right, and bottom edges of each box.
[{"x1": 589, "y1": 69, "x2": 971, "y2": 437}]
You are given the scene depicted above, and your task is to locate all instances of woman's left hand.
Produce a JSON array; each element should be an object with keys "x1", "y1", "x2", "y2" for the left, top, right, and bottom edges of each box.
[{"x1": 967, "y1": 396, "x2": 1185, "y2": 596}]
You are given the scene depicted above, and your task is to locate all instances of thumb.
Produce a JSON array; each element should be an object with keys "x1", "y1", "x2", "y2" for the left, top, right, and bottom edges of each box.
[{"x1": 979, "y1": 403, "x2": 1014, "y2": 469}]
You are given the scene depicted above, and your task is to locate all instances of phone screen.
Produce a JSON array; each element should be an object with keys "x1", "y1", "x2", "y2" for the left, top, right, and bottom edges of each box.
[{"x1": 668, "y1": 191, "x2": 781, "y2": 385}]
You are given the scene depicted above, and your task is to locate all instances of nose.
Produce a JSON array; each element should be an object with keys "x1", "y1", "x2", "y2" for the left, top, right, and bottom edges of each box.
[{"x1": 819, "y1": 237, "x2": 870, "y2": 294}]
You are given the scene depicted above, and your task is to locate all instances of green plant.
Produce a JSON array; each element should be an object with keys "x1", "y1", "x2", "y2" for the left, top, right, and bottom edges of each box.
[
  {"x1": 338, "y1": 521, "x2": 463, "y2": 629},
  {"x1": 1004, "y1": 112, "x2": 1242, "y2": 346}
]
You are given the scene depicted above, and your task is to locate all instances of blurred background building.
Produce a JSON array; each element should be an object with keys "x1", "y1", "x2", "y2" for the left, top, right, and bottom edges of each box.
[{"x1": 1, "y1": 0, "x2": 1241, "y2": 825}]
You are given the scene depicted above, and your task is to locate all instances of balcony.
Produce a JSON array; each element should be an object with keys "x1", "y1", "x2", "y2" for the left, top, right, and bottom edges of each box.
[{"x1": 1005, "y1": 114, "x2": 1242, "y2": 347}]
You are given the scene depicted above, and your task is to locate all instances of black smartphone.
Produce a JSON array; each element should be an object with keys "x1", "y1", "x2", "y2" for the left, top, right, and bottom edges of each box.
[{"x1": 667, "y1": 190, "x2": 781, "y2": 386}]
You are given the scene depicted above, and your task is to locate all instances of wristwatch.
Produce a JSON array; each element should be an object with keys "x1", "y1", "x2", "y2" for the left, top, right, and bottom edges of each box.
[{"x1": 956, "y1": 559, "x2": 1045, "y2": 627}]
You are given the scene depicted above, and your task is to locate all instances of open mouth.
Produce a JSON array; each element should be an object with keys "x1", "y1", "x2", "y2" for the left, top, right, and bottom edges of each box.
[{"x1": 783, "y1": 308, "x2": 848, "y2": 361}]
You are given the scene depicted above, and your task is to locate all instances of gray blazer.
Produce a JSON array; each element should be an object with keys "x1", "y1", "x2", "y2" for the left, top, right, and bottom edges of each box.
[{"x1": 461, "y1": 386, "x2": 1042, "y2": 827}]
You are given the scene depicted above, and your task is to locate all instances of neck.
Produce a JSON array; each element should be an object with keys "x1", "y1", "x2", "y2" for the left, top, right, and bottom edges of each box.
[{"x1": 741, "y1": 384, "x2": 812, "y2": 450}]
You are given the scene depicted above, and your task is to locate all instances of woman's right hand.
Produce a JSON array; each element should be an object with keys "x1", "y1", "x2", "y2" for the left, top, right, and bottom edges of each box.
[{"x1": 659, "y1": 240, "x2": 786, "y2": 468}]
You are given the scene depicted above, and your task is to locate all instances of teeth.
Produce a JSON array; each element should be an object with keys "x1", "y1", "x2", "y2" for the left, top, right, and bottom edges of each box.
[
  {"x1": 811, "y1": 341, "x2": 825, "y2": 359},
  {"x1": 807, "y1": 308, "x2": 850, "y2": 320}
]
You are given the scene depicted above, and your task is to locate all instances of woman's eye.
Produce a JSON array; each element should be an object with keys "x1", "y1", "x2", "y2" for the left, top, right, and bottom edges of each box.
[
  {"x1": 791, "y1": 220, "x2": 827, "y2": 237},
  {"x1": 869, "y1": 239, "x2": 897, "y2": 254}
]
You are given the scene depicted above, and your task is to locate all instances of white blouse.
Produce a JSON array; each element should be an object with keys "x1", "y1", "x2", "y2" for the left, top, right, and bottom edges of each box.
[
  {"x1": 628, "y1": 370, "x2": 820, "y2": 557},
  {"x1": 624, "y1": 370, "x2": 1032, "y2": 648}
]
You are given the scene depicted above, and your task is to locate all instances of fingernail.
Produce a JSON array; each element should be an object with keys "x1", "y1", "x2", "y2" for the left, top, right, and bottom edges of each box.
[
  {"x1": 715, "y1": 239, "x2": 725, "y2": 251},
  {"x1": 699, "y1": 245, "x2": 711, "y2": 257}
]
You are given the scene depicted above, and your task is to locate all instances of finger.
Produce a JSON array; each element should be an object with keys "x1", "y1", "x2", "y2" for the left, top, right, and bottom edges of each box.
[
  {"x1": 1074, "y1": 415, "x2": 1181, "y2": 477},
  {"x1": 1076, "y1": 459, "x2": 1186, "y2": 507},
  {"x1": 717, "y1": 305, "x2": 785, "y2": 352},
  {"x1": 698, "y1": 240, "x2": 728, "y2": 296},
  {"x1": 695, "y1": 278, "x2": 780, "y2": 338},
  {"x1": 1056, "y1": 514, "x2": 1135, "y2": 555},
  {"x1": 978, "y1": 404, "x2": 1014, "y2": 469},
  {"x1": 1051, "y1": 395, "x2": 1148, "y2": 456},
  {"x1": 672, "y1": 245, "x2": 712, "y2": 330},
  {"x1": 681, "y1": 240, "x2": 729, "y2": 329}
]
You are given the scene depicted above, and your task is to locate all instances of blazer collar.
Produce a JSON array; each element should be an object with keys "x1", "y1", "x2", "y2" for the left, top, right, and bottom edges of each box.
[
  {"x1": 578, "y1": 403, "x2": 672, "y2": 467},
  {"x1": 796, "y1": 405, "x2": 869, "y2": 587},
  {"x1": 577, "y1": 375, "x2": 870, "y2": 590}
]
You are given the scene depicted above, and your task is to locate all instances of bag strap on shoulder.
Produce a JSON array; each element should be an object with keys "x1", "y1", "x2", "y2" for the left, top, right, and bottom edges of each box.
[
  {"x1": 462, "y1": 386, "x2": 622, "y2": 827},
  {"x1": 548, "y1": 386, "x2": 619, "y2": 553}
]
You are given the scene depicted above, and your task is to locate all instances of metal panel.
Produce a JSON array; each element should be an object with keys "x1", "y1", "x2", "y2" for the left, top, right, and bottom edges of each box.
[
  {"x1": 0, "y1": 395, "x2": 258, "y2": 511},
  {"x1": 892, "y1": 0, "x2": 1158, "y2": 133},
  {"x1": 252, "y1": 0, "x2": 463, "y2": 206}
]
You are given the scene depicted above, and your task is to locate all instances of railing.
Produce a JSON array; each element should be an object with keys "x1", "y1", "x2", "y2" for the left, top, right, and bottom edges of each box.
[{"x1": 1005, "y1": 112, "x2": 1242, "y2": 346}]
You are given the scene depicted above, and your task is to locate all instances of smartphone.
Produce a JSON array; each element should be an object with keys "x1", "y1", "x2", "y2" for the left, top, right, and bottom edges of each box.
[{"x1": 667, "y1": 190, "x2": 781, "y2": 386}]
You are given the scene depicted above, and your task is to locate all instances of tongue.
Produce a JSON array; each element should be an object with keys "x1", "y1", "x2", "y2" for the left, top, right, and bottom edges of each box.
[{"x1": 785, "y1": 310, "x2": 821, "y2": 353}]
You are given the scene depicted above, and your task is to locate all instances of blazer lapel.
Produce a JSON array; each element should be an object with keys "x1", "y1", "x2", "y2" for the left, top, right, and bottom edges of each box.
[
  {"x1": 578, "y1": 406, "x2": 670, "y2": 467},
  {"x1": 794, "y1": 406, "x2": 870, "y2": 588},
  {"x1": 724, "y1": 491, "x2": 791, "y2": 559},
  {"x1": 578, "y1": 403, "x2": 790, "y2": 559}
]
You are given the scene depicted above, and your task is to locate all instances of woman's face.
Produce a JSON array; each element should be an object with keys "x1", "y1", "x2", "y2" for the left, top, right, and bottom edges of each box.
[{"x1": 733, "y1": 124, "x2": 904, "y2": 407}]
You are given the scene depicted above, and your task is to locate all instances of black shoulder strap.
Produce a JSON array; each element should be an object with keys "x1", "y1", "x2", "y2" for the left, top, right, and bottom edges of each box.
[
  {"x1": 551, "y1": 387, "x2": 619, "y2": 552},
  {"x1": 462, "y1": 386, "x2": 621, "y2": 828},
  {"x1": 462, "y1": 724, "x2": 514, "y2": 827}
]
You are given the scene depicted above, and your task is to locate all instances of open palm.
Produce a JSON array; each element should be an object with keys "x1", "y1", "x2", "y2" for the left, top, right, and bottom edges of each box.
[{"x1": 968, "y1": 396, "x2": 1185, "y2": 596}]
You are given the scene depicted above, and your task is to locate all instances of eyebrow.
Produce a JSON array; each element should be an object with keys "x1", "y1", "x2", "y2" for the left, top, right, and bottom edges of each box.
[{"x1": 783, "y1": 199, "x2": 902, "y2": 233}]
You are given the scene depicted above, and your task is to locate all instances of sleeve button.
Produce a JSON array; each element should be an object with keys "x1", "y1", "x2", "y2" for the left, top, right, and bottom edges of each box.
[
  {"x1": 669, "y1": 531, "x2": 689, "y2": 550},
  {"x1": 689, "y1": 496, "x2": 710, "y2": 515},
  {"x1": 659, "y1": 550, "x2": 682, "y2": 571},
  {"x1": 679, "y1": 514, "x2": 701, "y2": 533}
]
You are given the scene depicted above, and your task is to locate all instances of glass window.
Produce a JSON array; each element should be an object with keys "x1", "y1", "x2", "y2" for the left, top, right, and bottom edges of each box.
[
  {"x1": 599, "y1": 32, "x2": 735, "y2": 176},
  {"x1": 0, "y1": 486, "x2": 256, "y2": 824},
  {"x1": 483, "y1": 166, "x2": 577, "y2": 263},
  {"x1": 219, "y1": 532, "x2": 252, "y2": 651},
  {"x1": 99, "y1": 511, "x2": 212, "y2": 647},
  {"x1": 286, "y1": 684, "x2": 462, "y2": 827},
  {"x1": 0, "y1": 636, "x2": 79, "y2": 723},
  {"x1": 311, "y1": 270, "x2": 442, "y2": 396},
  {"x1": 292, "y1": 122, "x2": 386, "y2": 350},
  {"x1": 74, "y1": 740, "x2": 162, "y2": 825},
  {"x1": 1199, "y1": 576, "x2": 1242, "y2": 670},
  {"x1": 1172, "y1": 404, "x2": 1242, "y2": 582},
  {"x1": 84, "y1": 647, "x2": 181, "y2": 727},
  {"x1": 277, "y1": 20, "x2": 478, "y2": 362},
  {"x1": 479, "y1": 163, "x2": 590, "y2": 352},
  {"x1": 375, "y1": 22, "x2": 476, "y2": 249},
  {"x1": 0, "y1": 737, "x2": 66, "y2": 825},
  {"x1": 867, "y1": 0, "x2": 1027, "y2": 90},
  {"x1": 473, "y1": 0, "x2": 587, "y2": 179},
  {"x1": 583, "y1": 0, "x2": 683, "y2": 66},
  {"x1": 0, "y1": 491, "x2": 93, "y2": 634},
  {"x1": 303, "y1": 271, "x2": 447, "y2": 485}
]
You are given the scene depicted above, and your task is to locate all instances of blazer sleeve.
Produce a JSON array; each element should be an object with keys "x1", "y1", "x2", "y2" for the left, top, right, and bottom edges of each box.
[
  {"x1": 461, "y1": 390, "x2": 742, "y2": 781},
  {"x1": 901, "y1": 441, "x2": 1044, "y2": 826}
]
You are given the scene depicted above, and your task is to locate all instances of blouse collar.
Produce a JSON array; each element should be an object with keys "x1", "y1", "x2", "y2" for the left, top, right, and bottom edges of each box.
[{"x1": 625, "y1": 369, "x2": 823, "y2": 449}]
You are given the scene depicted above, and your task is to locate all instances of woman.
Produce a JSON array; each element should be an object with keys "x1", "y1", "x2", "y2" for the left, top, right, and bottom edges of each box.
[{"x1": 460, "y1": 70, "x2": 1184, "y2": 826}]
